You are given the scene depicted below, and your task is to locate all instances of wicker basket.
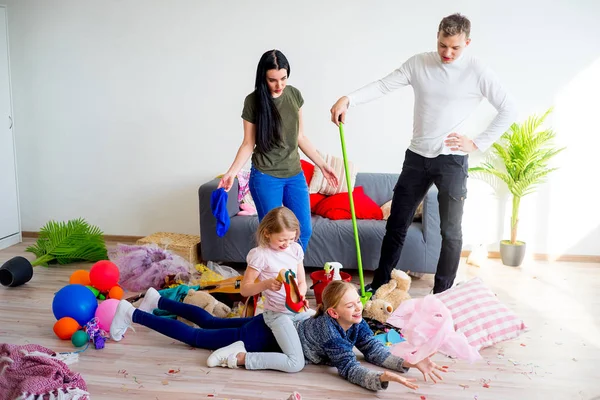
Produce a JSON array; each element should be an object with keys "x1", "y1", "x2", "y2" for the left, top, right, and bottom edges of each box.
[{"x1": 136, "y1": 232, "x2": 201, "y2": 264}]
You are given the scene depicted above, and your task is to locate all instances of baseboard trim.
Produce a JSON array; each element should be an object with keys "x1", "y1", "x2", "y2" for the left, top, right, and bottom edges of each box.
[
  {"x1": 0, "y1": 233, "x2": 21, "y2": 251},
  {"x1": 21, "y1": 232, "x2": 599, "y2": 262},
  {"x1": 461, "y1": 250, "x2": 600, "y2": 263},
  {"x1": 22, "y1": 231, "x2": 143, "y2": 243}
]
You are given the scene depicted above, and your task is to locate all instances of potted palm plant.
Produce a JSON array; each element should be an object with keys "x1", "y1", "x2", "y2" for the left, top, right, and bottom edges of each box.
[{"x1": 469, "y1": 107, "x2": 565, "y2": 266}]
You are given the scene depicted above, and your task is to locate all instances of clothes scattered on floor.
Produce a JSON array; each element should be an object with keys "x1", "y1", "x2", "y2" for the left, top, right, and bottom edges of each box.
[
  {"x1": 363, "y1": 317, "x2": 403, "y2": 336},
  {"x1": 0, "y1": 343, "x2": 88, "y2": 400}
]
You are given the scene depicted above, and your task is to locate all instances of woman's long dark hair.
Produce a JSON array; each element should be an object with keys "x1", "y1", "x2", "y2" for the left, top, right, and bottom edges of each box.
[{"x1": 254, "y1": 50, "x2": 290, "y2": 155}]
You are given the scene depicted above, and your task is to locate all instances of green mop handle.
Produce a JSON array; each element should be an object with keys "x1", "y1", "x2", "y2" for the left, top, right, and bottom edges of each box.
[{"x1": 338, "y1": 122, "x2": 366, "y2": 296}]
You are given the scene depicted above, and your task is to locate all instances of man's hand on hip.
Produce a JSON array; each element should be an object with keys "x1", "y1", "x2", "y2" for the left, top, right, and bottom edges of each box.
[{"x1": 445, "y1": 133, "x2": 478, "y2": 153}]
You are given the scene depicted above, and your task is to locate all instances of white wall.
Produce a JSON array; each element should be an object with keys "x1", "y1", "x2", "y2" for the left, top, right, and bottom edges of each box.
[{"x1": 5, "y1": 0, "x2": 600, "y2": 256}]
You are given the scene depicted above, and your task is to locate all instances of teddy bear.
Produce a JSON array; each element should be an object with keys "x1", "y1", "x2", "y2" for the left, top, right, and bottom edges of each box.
[
  {"x1": 362, "y1": 298, "x2": 394, "y2": 323},
  {"x1": 372, "y1": 269, "x2": 412, "y2": 312},
  {"x1": 177, "y1": 289, "x2": 231, "y2": 327}
]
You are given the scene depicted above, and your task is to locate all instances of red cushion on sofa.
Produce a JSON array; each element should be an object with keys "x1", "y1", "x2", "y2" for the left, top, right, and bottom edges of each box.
[
  {"x1": 310, "y1": 193, "x2": 327, "y2": 211},
  {"x1": 300, "y1": 160, "x2": 314, "y2": 185},
  {"x1": 313, "y1": 186, "x2": 383, "y2": 220}
]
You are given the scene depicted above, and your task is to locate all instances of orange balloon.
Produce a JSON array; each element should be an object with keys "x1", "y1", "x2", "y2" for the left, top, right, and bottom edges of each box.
[
  {"x1": 53, "y1": 317, "x2": 81, "y2": 340},
  {"x1": 108, "y1": 285, "x2": 124, "y2": 300},
  {"x1": 69, "y1": 270, "x2": 91, "y2": 286}
]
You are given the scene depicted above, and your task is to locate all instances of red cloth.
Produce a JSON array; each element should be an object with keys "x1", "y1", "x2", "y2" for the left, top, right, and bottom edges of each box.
[
  {"x1": 310, "y1": 193, "x2": 327, "y2": 211},
  {"x1": 313, "y1": 186, "x2": 383, "y2": 220},
  {"x1": 300, "y1": 160, "x2": 314, "y2": 185},
  {"x1": 0, "y1": 343, "x2": 88, "y2": 399}
]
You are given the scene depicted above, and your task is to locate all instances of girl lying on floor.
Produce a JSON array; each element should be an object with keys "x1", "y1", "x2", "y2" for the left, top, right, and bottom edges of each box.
[{"x1": 110, "y1": 280, "x2": 447, "y2": 392}]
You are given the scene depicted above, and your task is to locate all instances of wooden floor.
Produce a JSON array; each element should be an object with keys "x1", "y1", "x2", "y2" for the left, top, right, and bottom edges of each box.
[{"x1": 1, "y1": 239, "x2": 599, "y2": 400}]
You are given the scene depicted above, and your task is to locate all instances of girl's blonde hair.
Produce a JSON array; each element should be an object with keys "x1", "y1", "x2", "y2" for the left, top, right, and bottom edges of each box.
[
  {"x1": 314, "y1": 280, "x2": 358, "y2": 317},
  {"x1": 256, "y1": 206, "x2": 300, "y2": 247}
]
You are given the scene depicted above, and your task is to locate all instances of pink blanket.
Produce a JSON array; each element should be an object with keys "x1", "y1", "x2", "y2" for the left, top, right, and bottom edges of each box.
[
  {"x1": 387, "y1": 295, "x2": 482, "y2": 364},
  {"x1": 0, "y1": 343, "x2": 88, "y2": 400}
]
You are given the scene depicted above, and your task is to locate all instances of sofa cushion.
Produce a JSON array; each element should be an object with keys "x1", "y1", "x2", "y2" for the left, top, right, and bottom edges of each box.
[
  {"x1": 313, "y1": 186, "x2": 383, "y2": 220},
  {"x1": 435, "y1": 277, "x2": 527, "y2": 351},
  {"x1": 310, "y1": 193, "x2": 327, "y2": 211},
  {"x1": 354, "y1": 173, "x2": 399, "y2": 206},
  {"x1": 300, "y1": 159, "x2": 315, "y2": 185},
  {"x1": 309, "y1": 152, "x2": 357, "y2": 196}
]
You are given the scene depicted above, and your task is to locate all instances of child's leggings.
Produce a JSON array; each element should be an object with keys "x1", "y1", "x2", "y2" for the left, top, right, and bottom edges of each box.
[{"x1": 132, "y1": 297, "x2": 278, "y2": 352}]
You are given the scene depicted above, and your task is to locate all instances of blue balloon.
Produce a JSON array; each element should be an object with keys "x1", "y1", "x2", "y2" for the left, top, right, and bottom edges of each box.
[{"x1": 52, "y1": 284, "x2": 98, "y2": 326}]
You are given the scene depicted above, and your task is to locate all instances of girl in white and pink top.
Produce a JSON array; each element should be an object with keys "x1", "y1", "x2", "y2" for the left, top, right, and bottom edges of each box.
[
  {"x1": 246, "y1": 239, "x2": 303, "y2": 313},
  {"x1": 207, "y1": 206, "x2": 315, "y2": 372}
]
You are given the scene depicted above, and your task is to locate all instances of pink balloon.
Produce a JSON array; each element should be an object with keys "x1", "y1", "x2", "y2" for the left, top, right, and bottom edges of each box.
[{"x1": 95, "y1": 298, "x2": 120, "y2": 332}]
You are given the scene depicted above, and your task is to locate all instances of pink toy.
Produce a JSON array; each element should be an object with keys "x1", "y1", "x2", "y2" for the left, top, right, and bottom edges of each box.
[
  {"x1": 94, "y1": 298, "x2": 120, "y2": 332},
  {"x1": 387, "y1": 295, "x2": 482, "y2": 364}
]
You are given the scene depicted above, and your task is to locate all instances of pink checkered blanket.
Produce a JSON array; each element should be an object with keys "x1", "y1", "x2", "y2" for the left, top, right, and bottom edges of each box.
[{"x1": 0, "y1": 343, "x2": 88, "y2": 400}]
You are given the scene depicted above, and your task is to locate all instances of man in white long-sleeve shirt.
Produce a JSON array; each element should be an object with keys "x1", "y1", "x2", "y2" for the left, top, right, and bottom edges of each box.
[{"x1": 330, "y1": 13, "x2": 517, "y2": 294}]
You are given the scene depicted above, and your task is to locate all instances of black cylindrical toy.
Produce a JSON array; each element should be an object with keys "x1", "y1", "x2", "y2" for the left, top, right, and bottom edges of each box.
[{"x1": 0, "y1": 256, "x2": 34, "y2": 287}]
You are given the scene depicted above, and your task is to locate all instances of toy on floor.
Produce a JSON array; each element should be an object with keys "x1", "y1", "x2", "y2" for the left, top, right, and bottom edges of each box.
[
  {"x1": 53, "y1": 317, "x2": 81, "y2": 340},
  {"x1": 363, "y1": 298, "x2": 394, "y2": 324},
  {"x1": 178, "y1": 289, "x2": 231, "y2": 326},
  {"x1": 53, "y1": 267, "x2": 119, "y2": 349},
  {"x1": 373, "y1": 329, "x2": 405, "y2": 346},
  {"x1": 89, "y1": 260, "x2": 119, "y2": 291},
  {"x1": 68, "y1": 262, "x2": 124, "y2": 301},
  {"x1": 69, "y1": 269, "x2": 91, "y2": 286},
  {"x1": 52, "y1": 284, "x2": 99, "y2": 326},
  {"x1": 71, "y1": 330, "x2": 89, "y2": 347},
  {"x1": 83, "y1": 317, "x2": 108, "y2": 349},
  {"x1": 95, "y1": 298, "x2": 119, "y2": 331},
  {"x1": 372, "y1": 269, "x2": 412, "y2": 311}
]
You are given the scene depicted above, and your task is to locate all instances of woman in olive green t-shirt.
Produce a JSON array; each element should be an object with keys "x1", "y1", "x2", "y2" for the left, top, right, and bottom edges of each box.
[{"x1": 218, "y1": 50, "x2": 337, "y2": 250}]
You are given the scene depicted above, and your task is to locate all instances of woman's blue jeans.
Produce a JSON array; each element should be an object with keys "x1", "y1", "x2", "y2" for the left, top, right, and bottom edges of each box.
[{"x1": 249, "y1": 167, "x2": 312, "y2": 251}]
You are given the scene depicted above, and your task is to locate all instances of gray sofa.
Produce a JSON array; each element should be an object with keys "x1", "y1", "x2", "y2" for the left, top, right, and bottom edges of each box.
[{"x1": 199, "y1": 173, "x2": 442, "y2": 274}]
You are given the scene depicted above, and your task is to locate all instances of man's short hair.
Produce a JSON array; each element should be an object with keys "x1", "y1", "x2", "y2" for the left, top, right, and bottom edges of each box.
[{"x1": 438, "y1": 13, "x2": 471, "y2": 38}]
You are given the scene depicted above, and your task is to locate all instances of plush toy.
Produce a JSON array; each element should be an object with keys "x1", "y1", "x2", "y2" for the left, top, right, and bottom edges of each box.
[
  {"x1": 372, "y1": 269, "x2": 412, "y2": 312},
  {"x1": 363, "y1": 298, "x2": 394, "y2": 323},
  {"x1": 178, "y1": 289, "x2": 231, "y2": 326}
]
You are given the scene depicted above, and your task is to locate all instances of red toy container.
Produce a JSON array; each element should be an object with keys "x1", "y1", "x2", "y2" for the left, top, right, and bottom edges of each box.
[{"x1": 310, "y1": 270, "x2": 352, "y2": 305}]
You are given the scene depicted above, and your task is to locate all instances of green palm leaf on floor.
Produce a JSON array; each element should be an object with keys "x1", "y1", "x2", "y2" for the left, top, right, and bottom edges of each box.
[{"x1": 25, "y1": 218, "x2": 108, "y2": 267}]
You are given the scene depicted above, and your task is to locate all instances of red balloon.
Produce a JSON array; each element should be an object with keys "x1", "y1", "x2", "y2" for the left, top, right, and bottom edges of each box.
[{"x1": 89, "y1": 260, "x2": 120, "y2": 292}]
